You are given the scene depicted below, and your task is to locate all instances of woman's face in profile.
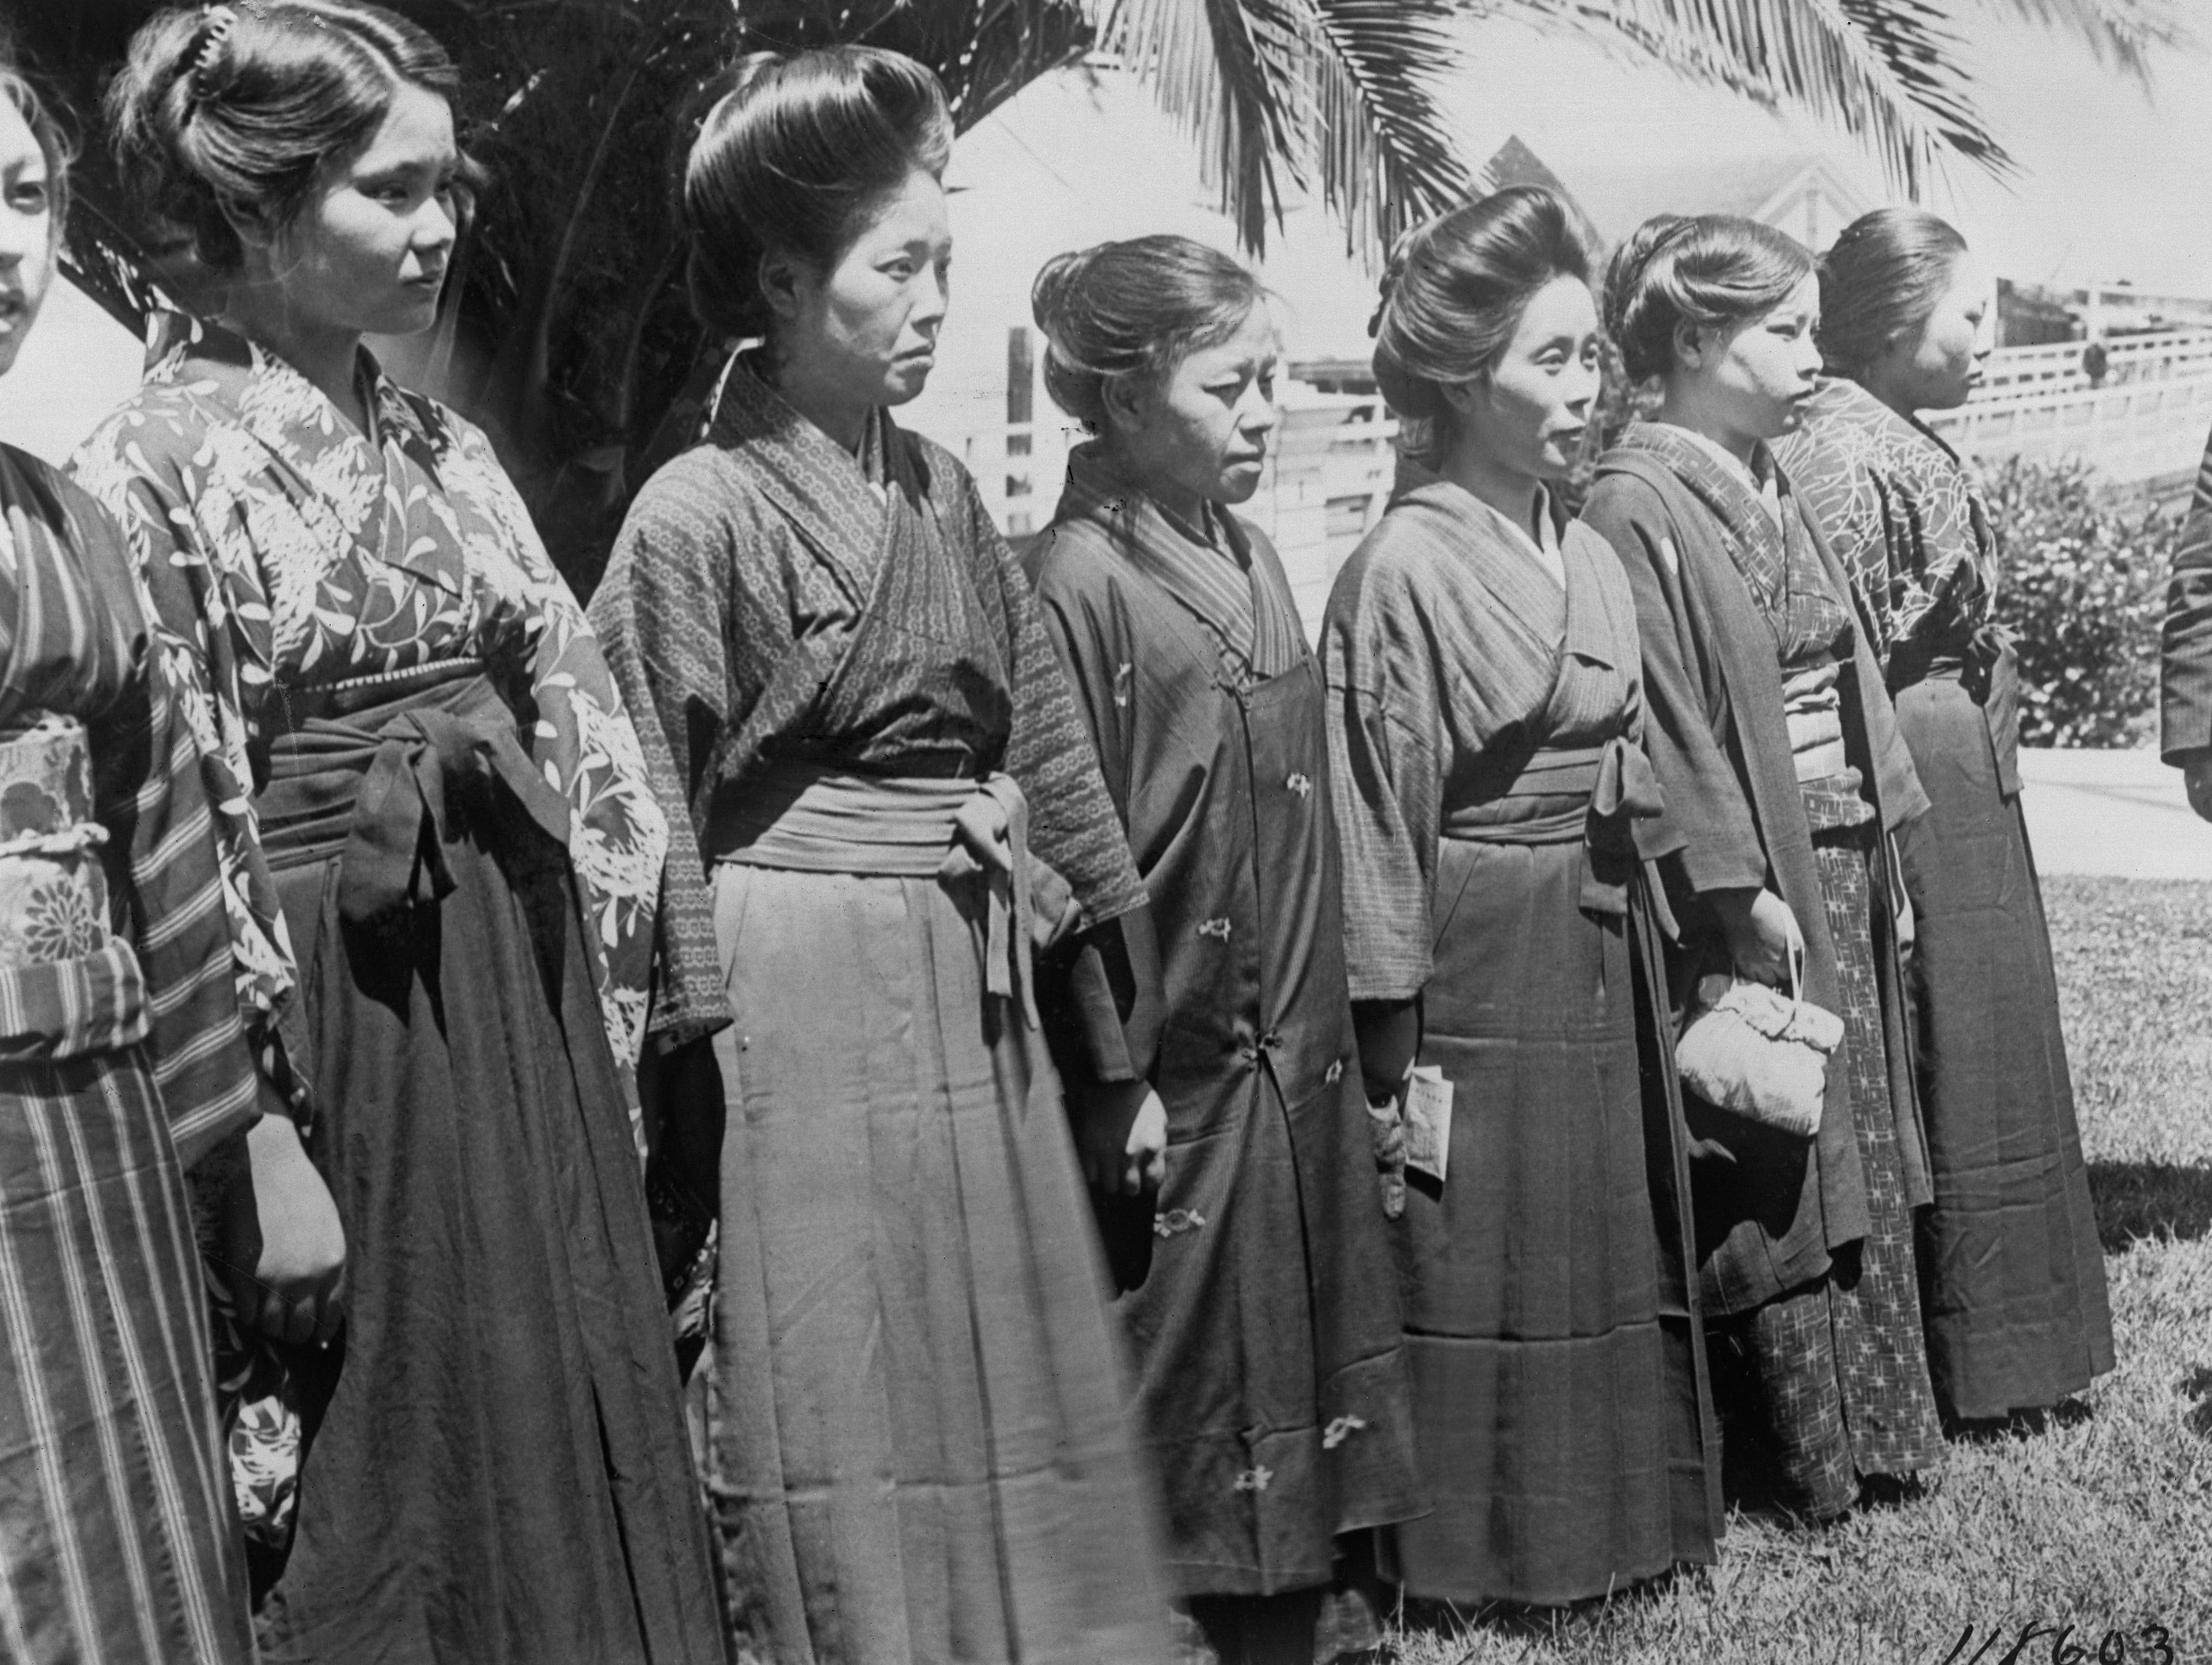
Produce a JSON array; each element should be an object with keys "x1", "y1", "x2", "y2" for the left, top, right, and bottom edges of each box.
[
  {"x1": 247, "y1": 83, "x2": 460, "y2": 343},
  {"x1": 1451, "y1": 273, "x2": 1602, "y2": 483},
  {"x1": 1684, "y1": 272, "x2": 1824, "y2": 444},
  {"x1": 0, "y1": 97, "x2": 55, "y2": 379},
  {"x1": 777, "y1": 168, "x2": 953, "y2": 413}
]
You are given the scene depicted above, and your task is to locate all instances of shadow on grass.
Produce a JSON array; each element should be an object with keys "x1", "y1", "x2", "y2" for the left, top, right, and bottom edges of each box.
[{"x1": 2088, "y1": 1160, "x2": 2212, "y2": 1250}]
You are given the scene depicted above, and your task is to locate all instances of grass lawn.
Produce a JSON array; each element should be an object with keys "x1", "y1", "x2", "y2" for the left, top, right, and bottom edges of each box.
[{"x1": 1382, "y1": 875, "x2": 2212, "y2": 1665}]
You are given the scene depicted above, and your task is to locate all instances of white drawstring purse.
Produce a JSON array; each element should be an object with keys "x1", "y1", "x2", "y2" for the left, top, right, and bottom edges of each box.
[{"x1": 1674, "y1": 945, "x2": 1845, "y2": 1138}]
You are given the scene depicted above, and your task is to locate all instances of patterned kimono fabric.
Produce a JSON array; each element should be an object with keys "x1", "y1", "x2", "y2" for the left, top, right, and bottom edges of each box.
[
  {"x1": 589, "y1": 364, "x2": 1168, "y2": 1665},
  {"x1": 1025, "y1": 446, "x2": 1422, "y2": 1655},
  {"x1": 1586, "y1": 423, "x2": 1946, "y2": 1521},
  {"x1": 1779, "y1": 381, "x2": 2112, "y2": 1421},
  {"x1": 1319, "y1": 473, "x2": 1719, "y2": 1606},
  {"x1": 72, "y1": 317, "x2": 722, "y2": 1665},
  {"x1": 0, "y1": 442, "x2": 261, "y2": 1663}
]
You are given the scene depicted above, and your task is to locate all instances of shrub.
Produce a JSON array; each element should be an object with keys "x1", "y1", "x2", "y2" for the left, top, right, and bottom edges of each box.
[{"x1": 1982, "y1": 455, "x2": 2176, "y2": 749}]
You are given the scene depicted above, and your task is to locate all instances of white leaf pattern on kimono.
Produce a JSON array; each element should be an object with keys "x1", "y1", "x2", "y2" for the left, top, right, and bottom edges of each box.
[{"x1": 71, "y1": 315, "x2": 668, "y2": 1106}]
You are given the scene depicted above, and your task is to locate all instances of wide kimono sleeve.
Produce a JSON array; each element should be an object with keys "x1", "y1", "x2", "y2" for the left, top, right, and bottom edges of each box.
[
  {"x1": 1320, "y1": 553, "x2": 1446, "y2": 1005},
  {"x1": 443, "y1": 419, "x2": 671, "y2": 1073},
  {"x1": 2162, "y1": 422, "x2": 2212, "y2": 762},
  {"x1": 956, "y1": 478, "x2": 1160, "y2": 1087},
  {"x1": 1021, "y1": 521, "x2": 1167, "y2": 1089},
  {"x1": 585, "y1": 448, "x2": 766, "y2": 1052},
  {"x1": 1581, "y1": 477, "x2": 1770, "y2": 903},
  {"x1": 70, "y1": 401, "x2": 309, "y2": 1117}
]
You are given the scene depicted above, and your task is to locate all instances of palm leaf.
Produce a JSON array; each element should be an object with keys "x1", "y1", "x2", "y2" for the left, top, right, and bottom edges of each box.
[
  {"x1": 1309, "y1": 0, "x2": 1480, "y2": 264},
  {"x1": 1516, "y1": 0, "x2": 2002, "y2": 197},
  {"x1": 1104, "y1": 0, "x2": 1472, "y2": 262},
  {"x1": 1972, "y1": 0, "x2": 2192, "y2": 82}
]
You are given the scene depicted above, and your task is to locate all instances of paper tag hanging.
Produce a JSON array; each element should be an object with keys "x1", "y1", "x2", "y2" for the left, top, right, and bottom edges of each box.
[{"x1": 1402, "y1": 1065, "x2": 1454, "y2": 1184}]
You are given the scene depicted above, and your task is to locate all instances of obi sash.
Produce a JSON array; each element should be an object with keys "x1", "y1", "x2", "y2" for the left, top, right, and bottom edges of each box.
[
  {"x1": 0, "y1": 712, "x2": 148, "y2": 1062},
  {"x1": 1782, "y1": 659, "x2": 1849, "y2": 784},
  {"x1": 1436, "y1": 735, "x2": 1666, "y2": 918},
  {"x1": 1891, "y1": 622, "x2": 2024, "y2": 799},
  {"x1": 706, "y1": 759, "x2": 1044, "y2": 1028},
  {"x1": 257, "y1": 658, "x2": 573, "y2": 932}
]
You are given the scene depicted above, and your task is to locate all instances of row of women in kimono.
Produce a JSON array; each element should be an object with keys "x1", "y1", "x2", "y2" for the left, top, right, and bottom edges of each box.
[{"x1": 0, "y1": 2, "x2": 2113, "y2": 1662}]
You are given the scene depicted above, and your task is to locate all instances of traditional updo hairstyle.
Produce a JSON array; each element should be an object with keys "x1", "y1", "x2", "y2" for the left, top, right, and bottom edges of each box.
[
  {"x1": 107, "y1": 1, "x2": 469, "y2": 275},
  {"x1": 0, "y1": 56, "x2": 74, "y2": 235},
  {"x1": 1603, "y1": 214, "x2": 1814, "y2": 384},
  {"x1": 683, "y1": 47, "x2": 953, "y2": 343},
  {"x1": 1814, "y1": 207, "x2": 1971, "y2": 379},
  {"x1": 1368, "y1": 186, "x2": 1593, "y2": 462},
  {"x1": 1029, "y1": 235, "x2": 1269, "y2": 435}
]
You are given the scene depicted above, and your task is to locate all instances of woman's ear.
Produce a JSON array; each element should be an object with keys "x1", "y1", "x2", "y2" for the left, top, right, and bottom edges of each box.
[
  {"x1": 757, "y1": 249, "x2": 806, "y2": 324},
  {"x1": 1100, "y1": 371, "x2": 1146, "y2": 440},
  {"x1": 219, "y1": 193, "x2": 276, "y2": 257},
  {"x1": 1437, "y1": 377, "x2": 1484, "y2": 418},
  {"x1": 1672, "y1": 317, "x2": 1707, "y2": 372}
]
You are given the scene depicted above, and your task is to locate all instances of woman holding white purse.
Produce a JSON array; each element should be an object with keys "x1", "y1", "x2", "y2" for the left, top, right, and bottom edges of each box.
[{"x1": 1582, "y1": 213, "x2": 1944, "y2": 1522}]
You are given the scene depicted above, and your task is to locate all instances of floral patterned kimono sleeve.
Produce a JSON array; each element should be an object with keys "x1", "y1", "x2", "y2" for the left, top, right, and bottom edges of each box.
[
  {"x1": 442, "y1": 421, "x2": 669, "y2": 1071},
  {"x1": 71, "y1": 408, "x2": 308, "y2": 1114}
]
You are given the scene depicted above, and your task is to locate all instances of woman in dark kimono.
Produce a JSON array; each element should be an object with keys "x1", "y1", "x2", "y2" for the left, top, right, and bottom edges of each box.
[
  {"x1": 1776, "y1": 210, "x2": 2111, "y2": 1424},
  {"x1": 586, "y1": 47, "x2": 1169, "y2": 1665},
  {"x1": 1582, "y1": 214, "x2": 1945, "y2": 1522},
  {"x1": 0, "y1": 64, "x2": 270, "y2": 1663},
  {"x1": 79, "y1": 7, "x2": 722, "y2": 1660},
  {"x1": 1022, "y1": 237, "x2": 1421, "y2": 1663},
  {"x1": 1321, "y1": 187, "x2": 1718, "y2": 1607}
]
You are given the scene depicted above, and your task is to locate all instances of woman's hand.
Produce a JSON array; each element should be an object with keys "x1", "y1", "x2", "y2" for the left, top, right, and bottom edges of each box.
[
  {"x1": 1712, "y1": 887, "x2": 1804, "y2": 987},
  {"x1": 1077, "y1": 1078, "x2": 1169, "y2": 1197},
  {"x1": 222, "y1": 1108, "x2": 347, "y2": 1347}
]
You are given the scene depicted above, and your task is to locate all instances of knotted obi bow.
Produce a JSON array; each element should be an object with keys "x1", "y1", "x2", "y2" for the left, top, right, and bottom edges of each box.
[
  {"x1": 1438, "y1": 733, "x2": 1668, "y2": 918},
  {"x1": 707, "y1": 761, "x2": 1063, "y2": 1029}
]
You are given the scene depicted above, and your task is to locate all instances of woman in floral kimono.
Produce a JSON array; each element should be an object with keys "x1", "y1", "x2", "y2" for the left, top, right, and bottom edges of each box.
[
  {"x1": 1022, "y1": 236, "x2": 1421, "y2": 1664},
  {"x1": 77, "y1": 7, "x2": 722, "y2": 1660},
  {"x1": 586, "y1": 46, "x2": 1168, "y2": 1665},
  {"x1": 0, "y1": 62, "x2": 268, "y2": 1664},
  {"x1": 1776, "y1": 210, "x2": 2111, "y2": 1425},
  {"x1": 1583, "y1": 214, "x2": 1944, "y2": 1522},
  {"x1": 1321, "y1": 187, "x2": 1718, "y2": 1606}
]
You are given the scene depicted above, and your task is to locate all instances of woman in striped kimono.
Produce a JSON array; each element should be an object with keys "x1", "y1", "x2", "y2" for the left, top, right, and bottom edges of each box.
[
  {"x1": 77, "y1": 7, "x2": 721, "y2": 1659},
  {"x1": 1777, "y1": 210, "x2": 2111, "y2": 1425},
  {"x1": 1582, "y1": 214, "x2": 1944, "y2": 1522},
  {"x1": 1022, "y1": 237, "x2": 1422, "y2": 1665},
  {"x1": 0, "y1": 63, "x2": 267, "y2": 1663},
  {"x1": 588, "y1": 46, "x2": 1169, "y2": 1665},
  {"x1": 1321, "y1": 187, "x2": 1718, "y2": 1607}
]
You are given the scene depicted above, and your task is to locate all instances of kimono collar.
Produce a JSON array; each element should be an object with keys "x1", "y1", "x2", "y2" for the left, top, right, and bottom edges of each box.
[
  {"x1": 708, "y1": 356, "x2": 907, "y2": 604},
  {"x1": 1808, "y1": 374, "x2": 1979, "y2": 486},
  {"x1": 1055, "y1": 442, "x2": 1302, "y2": 678},
  {"x1": 144, "y1": 311, "x2": 463, "y2": 593}
]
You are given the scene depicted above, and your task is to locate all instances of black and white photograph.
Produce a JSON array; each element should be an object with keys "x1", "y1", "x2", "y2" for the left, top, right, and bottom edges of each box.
[{"x1": 0, "y1": 1, "x2": 2205, "y2": 1660}]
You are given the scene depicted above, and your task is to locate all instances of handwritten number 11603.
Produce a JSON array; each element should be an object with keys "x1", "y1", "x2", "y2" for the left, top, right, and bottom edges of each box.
[{"x1": 1938, "y1": 1621, "x2": 2175, "y2": 1665}]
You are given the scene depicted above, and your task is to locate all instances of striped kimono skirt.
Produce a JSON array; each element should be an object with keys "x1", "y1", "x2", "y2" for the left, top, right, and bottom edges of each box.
[
  {"x1": 0, "y1": 717, "x2": 252, "y2": 1664},
  {"x1": 700, "y1": 762, "x2": 1167, "y2": 1665}
]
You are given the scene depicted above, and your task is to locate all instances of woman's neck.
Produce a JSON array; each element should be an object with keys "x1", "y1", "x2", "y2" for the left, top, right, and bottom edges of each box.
[
  {"x1": 1097, "y1": 441, "x2": 1208, "y2": 531},
  {"x1": 222, "y1": 283, "x2": 366, "y2": 433},
  {"x1": 1655, "y1": 383, "x2": 1758, "y2": 468},
  {"x1": 1853, "y1": 364, "x2": 1919, "y2": 424},
  {"x1": 768, "y1": 350, "x2": 873, "y2": 457},
  {"x1": 1435, "y1": 433, "x2": 1543, "y2": 542}
]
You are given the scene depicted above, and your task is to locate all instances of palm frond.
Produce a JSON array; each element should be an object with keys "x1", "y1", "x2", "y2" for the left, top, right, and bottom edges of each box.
[
  {"x1": 1520, "y1": 0, "x2": 2005, "y2": 199},
  {"x1": 1308, "y1": 0, "x2": 1479, "y2": 264},
  {"x1": 1974, "y1": 0, "x2": 2193, "y2": 84},
  {"x1": 1104, "y1": 0, "x2": 1472, "y2": 262}
]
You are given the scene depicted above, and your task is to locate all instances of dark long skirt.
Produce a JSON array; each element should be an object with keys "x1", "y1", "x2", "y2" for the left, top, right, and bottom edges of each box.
[
  {"x1": 1387, "y1": 835, "x2": 1715, "y2": 1608},
  {"x1": 1893, "y1": 672, "x2": 2113, "y2": 1420},
  {"x1": 248, "y1": 675, "x2": 724, "y2": 1665},
  {"x1": 701, "y1": 861, "x2": 1168, "y2": 1665},
  {"x1": 0, "y1": 1046, "x2": 254, "y2": 1664},
  {"x1": 1711, "y1": 818, "x2": 1947, "y2": 1519}
]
